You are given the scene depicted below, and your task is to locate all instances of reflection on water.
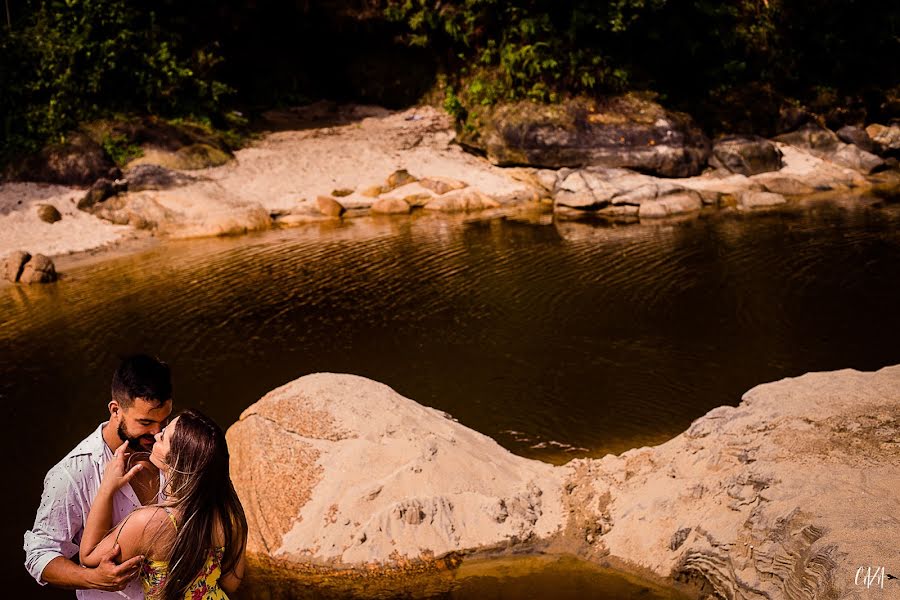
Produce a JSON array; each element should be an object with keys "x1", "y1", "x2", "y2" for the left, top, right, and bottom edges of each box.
[
  {"x1": 4, "y1": 196, "x2": 900, "y2": 598},
  {"x1": 236, "y1": 554, "x2": 694, "y2": 600}
]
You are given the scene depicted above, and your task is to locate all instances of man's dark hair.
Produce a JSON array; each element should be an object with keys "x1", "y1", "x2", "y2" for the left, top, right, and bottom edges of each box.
[{"x1": 111, "y1": 354, "x2": 172, "y2": 407}]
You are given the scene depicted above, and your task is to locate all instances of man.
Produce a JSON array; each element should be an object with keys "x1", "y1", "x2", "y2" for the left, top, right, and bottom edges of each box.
[{"x1": 25, "y1": 354, "x2": 174, "y2": 599}]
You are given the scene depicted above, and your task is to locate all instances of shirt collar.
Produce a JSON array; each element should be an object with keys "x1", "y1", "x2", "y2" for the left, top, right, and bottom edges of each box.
[{"x1": 66, "y1": 421, "x2": 112, "y2": 464}]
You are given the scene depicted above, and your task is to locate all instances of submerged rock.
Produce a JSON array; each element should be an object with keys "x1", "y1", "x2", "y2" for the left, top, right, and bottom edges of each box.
[
  {"x1": 738, "y1": 190, "x2": 787, "y2": 208},
  {"x1": 459, "y1": 95, "x2": 711, "y2": 178}
]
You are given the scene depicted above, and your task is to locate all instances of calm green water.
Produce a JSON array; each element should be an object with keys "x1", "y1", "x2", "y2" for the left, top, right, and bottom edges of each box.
[{"x1": 4, "y1": 193, "x2": 900, "y2": 598}]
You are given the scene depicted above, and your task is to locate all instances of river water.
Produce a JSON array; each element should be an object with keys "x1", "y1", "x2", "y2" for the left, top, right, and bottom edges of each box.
[{"x1": 4, "y1": 193, "x2": 900, "y2": 598}]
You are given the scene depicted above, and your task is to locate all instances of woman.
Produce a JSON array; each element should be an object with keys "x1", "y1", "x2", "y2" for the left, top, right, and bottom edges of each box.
[{"x1": 80, "y1": 409, "x2": 248, "y2": 600}]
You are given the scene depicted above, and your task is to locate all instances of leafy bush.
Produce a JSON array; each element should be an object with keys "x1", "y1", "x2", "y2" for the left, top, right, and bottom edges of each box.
[{"x1": 0, "y1": 0, "x2": 229, "y2": 162}]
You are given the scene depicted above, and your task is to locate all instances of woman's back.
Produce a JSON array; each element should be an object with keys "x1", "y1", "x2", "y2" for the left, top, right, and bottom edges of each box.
[{"x1": 140, "y1": 507, "x2": 229, "y2": 600}]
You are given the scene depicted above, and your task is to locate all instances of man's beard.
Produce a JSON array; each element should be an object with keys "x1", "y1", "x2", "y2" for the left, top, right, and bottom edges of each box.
[{"x1": 117, "y1": 420, "x2": 155, "y2": 452}]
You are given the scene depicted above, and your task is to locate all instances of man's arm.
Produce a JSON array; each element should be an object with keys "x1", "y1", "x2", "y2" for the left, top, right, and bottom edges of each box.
[
  {"x1": 40, "y1": 549, "x2": 143, "y2": 591},
  {"x1": 24, "y1": 458, "x2": 140, "y2": 591}
]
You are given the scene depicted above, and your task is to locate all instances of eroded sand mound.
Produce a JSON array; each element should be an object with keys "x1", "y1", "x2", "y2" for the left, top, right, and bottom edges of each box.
[{"x1": 228, "y1": 366, "x2": 900, "y2": 598}]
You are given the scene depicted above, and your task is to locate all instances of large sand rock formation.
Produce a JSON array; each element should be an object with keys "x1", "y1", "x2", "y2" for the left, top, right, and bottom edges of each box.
[{"x1": 228, "y1": 366, "x2": 900, "y2": 598}]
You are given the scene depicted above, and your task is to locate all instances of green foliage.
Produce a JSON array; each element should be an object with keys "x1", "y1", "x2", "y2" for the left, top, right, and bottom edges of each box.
[
  {"x1": 0, "y1": 0, "x2": 229, "y2": 162},
  {"x1": 384, "y1": 0, "x2": 663, "y2": 107},
  {"x1": 100, "y1": 133, "x2": 143, "y2": 167}
]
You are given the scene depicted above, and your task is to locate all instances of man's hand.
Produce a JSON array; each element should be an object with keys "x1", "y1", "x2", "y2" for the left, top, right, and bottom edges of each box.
[{"x1": 83, "y1": 543, "x2": 143, "y2": 591}]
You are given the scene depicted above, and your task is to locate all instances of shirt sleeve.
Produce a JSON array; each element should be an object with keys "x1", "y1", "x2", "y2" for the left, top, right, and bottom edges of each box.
[{"x1": 23, "y1": 458, "x2": 87, "y2": 585}]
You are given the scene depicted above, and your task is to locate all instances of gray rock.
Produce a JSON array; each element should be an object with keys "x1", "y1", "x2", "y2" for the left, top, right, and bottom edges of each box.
[
  {"x1": 711, "y1": 136, "x2": 783, "y2": 176},
  {"x1": 836, "y1": 126, "x2": 878, "y2": 154},
  {"x1": 738, "y1": 191, "x2": 787, "y2": 209},
  {"x1": 125, "y1": 164, "x2": 195, "y2": 192},
  {"x1": 36, "y1": 204, "x2": 62, "y2": 223},
  {"x1": 315, "y1": 195, "x2": 346, "y2": 217},
  {"x1": 19, "y1": 254, "x2": 57, "y2": 284},
  {"x1": 4, "y1": 251, "x2": 31, "y2": 283},
  {"x1": 831, "y1": 144, "x2": 886, "y2": 174},
  {"x1": 459, "y1": 95, "x2": 711, "y2": 178}
]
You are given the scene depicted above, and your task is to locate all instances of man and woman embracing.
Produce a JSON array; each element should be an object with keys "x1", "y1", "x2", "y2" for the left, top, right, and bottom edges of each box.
[{"x1": 24, "y1": 355, "x2": 247, "y2": 600}]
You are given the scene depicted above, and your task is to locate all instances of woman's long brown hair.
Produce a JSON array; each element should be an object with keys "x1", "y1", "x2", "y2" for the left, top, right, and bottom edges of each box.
[{"x1": 160, "y1": 409, "x2": 247, "y2": 600}]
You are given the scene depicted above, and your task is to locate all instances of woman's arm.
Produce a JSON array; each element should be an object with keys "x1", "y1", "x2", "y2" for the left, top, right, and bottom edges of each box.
[{"x1": 79, "y1": 441, "x2": 145, "y2": 566}]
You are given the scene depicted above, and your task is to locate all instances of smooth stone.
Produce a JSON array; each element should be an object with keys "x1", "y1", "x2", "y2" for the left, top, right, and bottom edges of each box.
[
  {"x1": 370, "y1": 197, "x2": 411, "y2": 215},
  {"x1": 36, "y1": 204, "x2": 62, "y2": 224},
  {"x1": 125, "y1": 164, "x2": 195, "y2": 192},
  {"x1": 315, "y1": 196, "x2": 346, "y2": 217}
]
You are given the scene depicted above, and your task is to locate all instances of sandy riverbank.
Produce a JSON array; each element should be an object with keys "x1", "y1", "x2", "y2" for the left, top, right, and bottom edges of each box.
[{"x1": 2, "y1": 103, "x2": 898, "y2": 269}]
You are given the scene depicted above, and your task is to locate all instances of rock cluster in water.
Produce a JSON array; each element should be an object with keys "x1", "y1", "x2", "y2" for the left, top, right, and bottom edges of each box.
[
  {"x1": 227, "y1": 365, "x2": 900, "y2": 599},
  {"x1": 3, "y1": 250, "x2": 57, "y2": 284}
]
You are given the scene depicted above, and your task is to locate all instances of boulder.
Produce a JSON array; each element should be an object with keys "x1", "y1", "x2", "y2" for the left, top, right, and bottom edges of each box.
[
  {"x1": 379, "y1": 182, "x2": 436, "y2": 209},
  {"x1": 418, "y1": 176, "x2": 468, "y2": 195},
  {"x1": 385, "y1": 169, "x2": 418, "y2": 191},
  {"x1": 19, "y1": 254, "x2": 57, "y2": 284},
  {"x1": 4, "y1": 251, "x2": 31, "y2": 283},
  {"x1": 370, "y1": 197, "x2": 411, "y2": 215},
  {"x1": 331, "y1": 188, "x2": 354, "y2": 197},
  {"x1": 836, "y1": 125, "x2": 878, "y2": 154},
  {"x1": 637, "y1": 191, "x2": 703, "y2": 219},
  {"x1": 865, "y1": 123, "x2": 900, "y2": 156},
  {"x1": 757, "y1": 177, "x2": 817, "y2": 196},
  {"x1": 830, "y1": 144, "x2": 886, "y2": 174},
  {"x1": 77, "y1": 178, "x2": 118, "y2": 210},
  {"x1": 226, "y1": 374, "x2": 564, "y2": 566},
  {"x1": 458, "y1": 95, "x2": 711, "y2": 178},
  {"x1": 315, "y1": 196, "x2": 346, "y2": 218},
  {"x1": 738, "y1": 191, "x2": 787, "y2": 208},
  {"x1": 423, "y1": 189, "x2": 500, "y2": 212},
  {"x1": 229, "y1": 366, "x2": 900, "y2": 600},
  {"x1": 36, "y1": 204, "x2": 62, "y2": 224},
  {"x1": 5, "y1": 132, "x2": 114, "y2": 186},
  {"x1": 710, "y1": 136, "x2": 783, "y2": 176},
  {"x1": 774, "y1": 124, "x2": 842, "y2": 153},
  {"x1": 125, "y1": 164, "x2": 195, "y2": 192}
]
